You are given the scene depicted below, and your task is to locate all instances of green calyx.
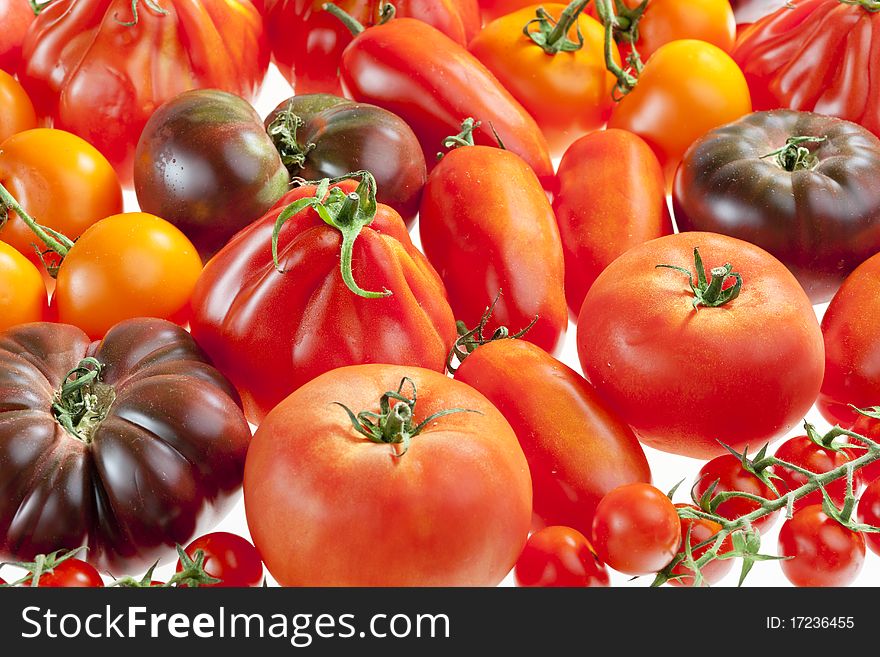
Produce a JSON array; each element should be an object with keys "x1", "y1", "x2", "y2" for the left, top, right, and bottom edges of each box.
[
  {"x1": 656, "y1": 247, "x2": 743, "y2": 311},
  {"x1": 266, "y1": 101, "x2": 316, "y2": 173},
  {"x1": 760, "y1": 136, "x2": 827, "y2": 172},
  {"x1": 323, "y1": 1, "x2": 396, "y2": 36},
  {"x1": 334, "y1": 377, "x2": 479, "y2": 457},
  {"x1": 437, "y1": 117, "x2": 506, "y2": 160},
  {"x1": 839, "y1": 0, "x2": 880, "y2": 12},
  {"x1": 51, "y1": 357, "x2": 115, "y2": 444},
  {"x1": 114, "y1": 0, "x2": 169, "y2": 27},
  {"x1": 0, "y1": 181, "x2": 74, "y2": 277},
  {"x1": 272, "y1": 171, "x2": 391, "y2": 299},
  {"x1": 1, "y1": 547, "x2": 89, "y2": 588},
  {"x1": 524, "y1": 0, "x2": 591, "y2": 54}
]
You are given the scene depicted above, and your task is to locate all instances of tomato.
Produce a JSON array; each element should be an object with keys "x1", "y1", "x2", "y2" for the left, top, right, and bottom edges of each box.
[
  {"x1": 729, "y1": 0, "x2": 786, "y2": 25},
  {"x1": 554, "y1": 129, "x2": 672, "y2": 316},
  {"x1": 778, "y1": 504, "x2": 865, "y2": 587},
  {"x1": 0, "y1": 0, "x2": 35, "y2": 74},
  {"x1": 190, "y1": 176, "x2": 456, "y2": 423},
  {"x1": 514, "y1": 526, "x2": 609, "y2": 587},
  {"x1": 848, "y1": 413, "x2": 880, "y2": 485},
  {"x1": 857, "y1": 479, "x2": 880, "y2": 556},
  {"x1": 244, "y1": 365, "x2": 532, "y2": 586},
  {"x1": 337, "y1": 16, "x2": 554, "y2": 186},
  {"x1": 419, "y1": 140, "x2": 567, "y2": 354},
  {"x1": 19, "y1": 0, "x2": 269, "y2": 184},
  {"x1": 177, "y1": 532, "x2": 263, "y2": 588},
  {"x1": 30, "y1": 559, "x2": 104, "y2": 588},
  {"x1": 0, "y1": 242, "x2": 48, "y2": 330},
  {"x1": 478, "y1": 0, "x2": 535, "y2": 21},
  {"x1": 135, "y1": 90, "x2": 290, "y2": 261},
  {"x1": 668, "y1": 504, "x2": 732, "y2": 587},
  {"x1": 264, "y1": 94, "x2": 426, "y2": 227},
  {"x1": 591, "y1": 483, "x2": 681, "y2": 576},
  {"x1": 469, "y1": 4, "x2": 618, "y2": 156},
  {"x1": 0, "y1": 129, "x2": 122, "y2": 267},
  {"x1": 0, "y1": 319, "x2": 250, "y2": 570},
  {"x1": 266, "y1": 0, "x2": 480, "y2": 95},
  {"x1": 0, "y1": 70, "x2": 36, "y2": 145},
  {"x1": 693, "y1": 454, "x2": 779, "y2": 533},
  {"x1": 608, "y1": 39, "x2": 752, "y2": 183},
  {"x1": 53, "y1": 213, "x2": 202, "y2": 340},
  {"x1": 734, "y1": 0, "x2": 880, "y2": 139},
  {"x1": 820, "y1": 252, "x2": 880, "y2": 427},
  {"x1": 773, "y1": 436, "x2": 860, "y2": 512},
  {"x1": 453, "y1": 337, "x2": 650, "y2": 535},
  {"x1": 577, "y1": 232, "x2": 824, "y2": 458}
]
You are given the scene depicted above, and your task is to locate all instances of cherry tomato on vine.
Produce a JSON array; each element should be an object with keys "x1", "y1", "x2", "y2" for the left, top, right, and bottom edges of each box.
[
  {"x1": 668, "y1": 504, "x2": 732, "y2": 587},
  {"x1": 778, "y1": 504, "x2": 865, "y2": 587},
  {"x1": 693, "y1": 454, "x2": 780, "y2": 533},
  {"x1": 591, "y1": 483, "x2": 681, "y2": 576},
  {"x1": 857, "y1": 479, "x2": 880, "y2": 557},
  {"x1": 29, "y1": 559, "x2": 104, "y2": 588},
  {"x1": 514, "y1": 526, "x2": 609, "y2": 587},
  {"x1": 774, "y1": 436, "x2": 861, "y2": 512},
  {"x1": 0, "y1": 242, "x2": 48, "y2": 330},
  {"x1": 177, "y1": 533, "x2": 263, "y2": 588},
  {"x1": 0, "y1": 71, "x2": 36, "y2": 145},
  {"x1": 848, "y1": 412, "x2": 880, "y2": 485}
]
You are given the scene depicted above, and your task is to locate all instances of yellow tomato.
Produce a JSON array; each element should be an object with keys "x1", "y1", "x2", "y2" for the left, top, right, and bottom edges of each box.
[{"x1": 0, "y1": 241, "x2": 48, "y2": 331}]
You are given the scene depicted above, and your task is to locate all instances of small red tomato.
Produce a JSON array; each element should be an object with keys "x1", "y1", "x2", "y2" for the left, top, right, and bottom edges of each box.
[
  {"x1": 31, "y1": 559, "x2": 104, "y2": 588},
  {"x1": 774, "y1": 436, "x2": 860, "y2": 512},
  {"x1": 845, "y1": 414, "x2": 880, "y2": 486},
  {"x1": 177, "y1": 532, "x2": 263, "y2": 588},
  {"x1": 514, "y1": 526, "x2": 609, "y2": 588},
  {"x1": 693, "y1": 454, "x2": 779, "y2": 533},
  {"x1": 857, "y1": 479, "x2": 880, "y2": 557},
  {"x1": 591, "y1": 483, "x2": 681, "y2": 576},
  {"x1": 778, "y1": 504, "x2": 865, "y2": 587},
  {"x1": 668, "y1": 504, "x2": 732, "y2": 587}
]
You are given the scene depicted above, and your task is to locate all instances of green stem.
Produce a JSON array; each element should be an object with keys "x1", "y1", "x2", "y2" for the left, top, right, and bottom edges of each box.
[
  {"x1": 760, "y1": 136, "x2": 827, "y2": 172},
  {"x1": 0, "y1": 182, "x2": 74, "y2": 260},
  {"x1": 594, "y1": 0, "x2": 641, "y2": 97},
  {"x1": 656, "y1": 247, "x2": 743, "y2": 311},
  {"x1": 266, "y1": 102, "x2": 316, "y2": 173},
  {"x1": 114, "y1": 0, "x2": 168, "y2": 27},
  {"x1": 323, "y1": 2, "x2": 366, "y2": 35},
  {"x1": 839, "y1": 0, "x2": 880, "y2": 12},
  {"x1": 523, "y1": 0, "x2": 590, "y2": 55}
]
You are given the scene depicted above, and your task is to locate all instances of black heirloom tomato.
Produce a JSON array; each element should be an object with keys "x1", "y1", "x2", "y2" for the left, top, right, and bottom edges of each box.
[
  {"x1": 265, "y1": 94, "x2": 427, "y2": 227},
  {"x1": 0, "y1": 319, "x2": 251, "y2": 571},
  {"x1": 135, "y1": 89, "x2": 290, "y2": 261},
  {"x1": 673, "y1": 110, "x2": 880, "y2": 304}
]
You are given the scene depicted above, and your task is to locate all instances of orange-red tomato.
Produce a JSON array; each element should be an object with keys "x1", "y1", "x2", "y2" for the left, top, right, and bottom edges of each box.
[
  {"x1": 54, "y1": 213, "x2": 202, "y2": 339},
  {"x1": 608, "y1": 39, "x2": 752, "y2": 183},
  {"x1": 478, "y1": 0, "x2": 535, "y2": 22},
  {"x1": 0, "y1": 70, "x2": 36, "y2": 144},
  {"x1": 0, "y1": 241, "x2": 48, "y2": 330}
]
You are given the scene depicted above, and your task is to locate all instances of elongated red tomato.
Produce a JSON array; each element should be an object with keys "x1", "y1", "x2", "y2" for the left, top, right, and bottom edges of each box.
[{"x1": 419, "y1": 142, "x2": 566, "y2": 353}]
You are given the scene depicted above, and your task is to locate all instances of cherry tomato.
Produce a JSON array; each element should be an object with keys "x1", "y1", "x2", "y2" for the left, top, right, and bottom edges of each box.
[
  {"x1": 177, "y1": 532, "x2": 263, "y2": 588},
  {"x1": 0, "y1": 70, "x2": 36, "y2": 145},
  {"x1": 693, "y1": 454, "x2": 779, "y2": 533},
  {"x1": 778, "y1": 504, "x2": 865, "y2": 587},
  {"x1": 0, "y1": 0, "x2": 35, "y2": 74},
  {"x1": 30, "y1": 559, "x2": 104, "y2": 588},
  {"x1": 857, "y1": 479, "x2": 880, "y2": 557},
  {"x1": 668, "y1": 504, "x2": 732, "y2": 587},
  {"x1": 0, "y1": 241, "x2": 48, "y2": 330},
  {"x1": 774, "y1": 436, "x2": 861, "y2": 512},
  {"x1": 591, "y1": 483, "x2": 681, "y2": 576},
  {"x1": 514, "y1": 526, "x2": 609, "y2": 587},
  {"x1": 54, "y1": 213, "x2": 203, "y2": 339},
  {"x1": 608, "y1": 39, "x2": 752, "y2": 183},
  {"x1": 848, "y1": 413, "x2": 880, "y2": 485}
]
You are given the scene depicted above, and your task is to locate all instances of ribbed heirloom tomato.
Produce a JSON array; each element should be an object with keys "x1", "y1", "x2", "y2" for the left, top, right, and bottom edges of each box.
[{"x1": 0, "y1": 0, "x2": 35, "y2": 74}]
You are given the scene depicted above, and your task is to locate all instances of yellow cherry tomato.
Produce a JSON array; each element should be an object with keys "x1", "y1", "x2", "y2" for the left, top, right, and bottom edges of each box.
[
  {"x1": 0, "y1": 70, "x2": 36, "y2": 144},
  {"x1": 0, "y1": 240, "x2": 48, "y2": 331}
]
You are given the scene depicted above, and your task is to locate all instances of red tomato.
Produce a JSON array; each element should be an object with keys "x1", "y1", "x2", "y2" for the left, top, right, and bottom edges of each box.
[
  {"x1": 30, "y1": 559, "x2": 104, "y2": 588},
  {"x1": 729, "y1": 0, "x2": 786, "y2": 25},
  {"x1": 778, "y1": 504, "x2": 865, "y2": 587},
  {"x1": 0, "y1": 0, "x2": 34, "y2": 74},
  {"x1": 554, "y1": 129, "x2": 672, "y2": 316},
  {"x1": 857, "y1": 479, "x2": 880, "y2": 557},
  {"x1": 244, "y1": 365, "x2": 532, "y2": 586},
  {"x1": 177, "y1": 533, "x2": 263, "y2": 588},
  {"x1": 577, "y1": 232, "x2": 824, "y2": 458},
  {"x1": 19, "y1": 0, "x2": 269, "y2": 184},
  {"x1": 478, "y1": 0, "x2": 535, "y2": 21},
  {"x1": 419, "y1": 144, "x2": 567, "y2": 354},
  {"x1": 773, "y1": 436, "x2": 861, "y2": 512},
  {"x1": 0, "y1": 241, "x2": 48, "y2": 330},
  {"x1": 515, "y1": 526, "x2": 609, "y2": 587},
  {"x1": 668, "y1": 504, "x2": 732, "y2": 587},
  {"x1": 693, "y1": 454, "x2": 779, "y2": 533},
  {"x1": 0, "y1": 70, "x2": 36, "y2": 145},
  {"x1": 591, "y1": 483, "x2": 681, "y2": 576},
  {"x1": 848, "y1": 413, "x2": 880, "y2": 485}
]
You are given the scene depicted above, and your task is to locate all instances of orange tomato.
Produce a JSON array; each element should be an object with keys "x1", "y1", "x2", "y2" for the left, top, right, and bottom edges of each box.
[
  {"x1": 0, "y1": 70, "x2": 36, "y2": 144},
  {"x1": 54, "y1": 213, "x2": 203, "y2": 339},
  {"x1": 469, "y1": 4, "x2": 619, "y2": 155},
  {"x1": 607, "y1": 39, "x2": 751, "y2": 183},
  {"x1": 0, "y1": 241, "x2": 48, "y2": 330}
]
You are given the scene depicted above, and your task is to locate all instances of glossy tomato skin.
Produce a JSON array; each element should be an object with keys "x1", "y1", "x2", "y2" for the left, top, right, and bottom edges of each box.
[
  {"x1": 669, "y1": 504, "x2": 732, "y2": 587},
  {"x1": 178, "y1": 532, "x2": 263, "y2": 588},
  {"x1": 0, "y1": 128, "x2": 122, "y2": 265},
  {"x1": 0, "y1": 71, "x2": 36, "y2": 144},
  {"x1": 0, "y1": 242, "x2": 48, "y2": 331},
  {"x1": 135, "y1": 90, "x2": 290, "y2": 261},
  {"x1": 54, "y1": 213, "x2": 203, "y2": 340},
  {"x1": 857, "y1": 479, "x2": 880, "y2": 556},
  {"x1": 264, "y1": 95, "x2": 427, "y2": 227},
  {"x1": 774, "y1": 436, "x2": 860, "y2": 512},
  {"x1": 729, "y1": 0, "x2": 785, "y2": 25},
  {"x1": 266, "y1": 0, "x2": 480, "y2": 95},
  {"x1": 591, "y1": 483, "x2": 681, "y2": 576},
  {"x1": 31, "y1": 559, "x2": 104, "y2": 588},
  {"x1": 190, "y1": 180, "x2": 456, "y2": 424},
  {"x1": 608, "y1": 39, "x2": 751, "y2": 183},
  {"x1": 244, "y1": 365, "x2": 532, "y2": 586},
  {"x1": 339, "y1": 18, "x2": 554, "y2": 187},
  {"x1": 454, "y1": 339, "x2": 650, "y2": 535},
  {"x1": 0, "y1": 0, "x2": 35, "y2": 74},
  {"x1": 555, "y1": 129, "x2": 672, "y2": 316},
  {"x1": 478, "y1": 0, "x2": 534, "y2": 21},
  {"x1": 514, "y1": 526, "x2": 609, "y2": 587},
  {"x1": 848, "y1": 415, "x2": 880, "y2": 485},
  {"x1": 778, "y1": 504, "x2": 865, "y2": 587},
  {"x1": 419, "y1": 146, "x2": 566, "y2": 353},
  {"x1": 469, "y1": 5, "x2": 618, "y2": 156},
  {"x1": 674, "y1": 111, "x2": 880, "y2": 304},
  {"x1": 734, "y1": 0, "x2": 880, "y2": 138},
  {"x1": 19, "y1": 0, "x2": 269, "y2": 184},
  {"x1": 693, "y1": 454, "x2": 779, "y2": 533},
  {"x1": 0, "y1": 319, "x2": 251, "y2": 571},
  {"x1": 578, "y1": 232, "x2": 824, "y2": 458}
]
